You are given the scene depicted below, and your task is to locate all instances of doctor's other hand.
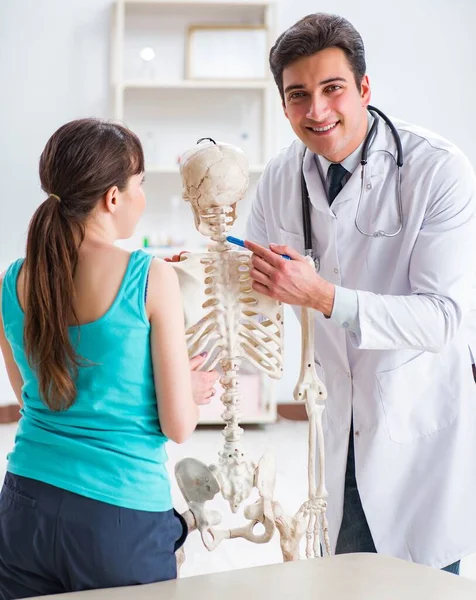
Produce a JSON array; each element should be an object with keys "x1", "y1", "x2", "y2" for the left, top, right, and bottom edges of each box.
[
  {"x1": 164, "y1": 251, "x2": 190, "y2": 263},
  {"x1": 244, "y1": 240, "x2": 335, "y2": 316},
  {"x1": 189, "y1": 353, "x2": 219, "y2": 406}
]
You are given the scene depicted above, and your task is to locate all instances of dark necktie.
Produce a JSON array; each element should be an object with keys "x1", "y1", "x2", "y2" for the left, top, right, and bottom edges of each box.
[{"x1": 327, "y1": 163, "x2": 348, "y2": 205}]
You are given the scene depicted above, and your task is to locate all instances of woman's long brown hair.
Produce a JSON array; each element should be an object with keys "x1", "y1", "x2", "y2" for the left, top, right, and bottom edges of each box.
[{"x1": 23, "y1": 119, "x2": 144, "y2": 410}]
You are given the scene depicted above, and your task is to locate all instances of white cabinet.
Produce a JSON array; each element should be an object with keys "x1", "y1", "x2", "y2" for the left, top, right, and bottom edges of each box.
[{"x1": 110, "y1": 0, "x2": 279, "y2": 423}]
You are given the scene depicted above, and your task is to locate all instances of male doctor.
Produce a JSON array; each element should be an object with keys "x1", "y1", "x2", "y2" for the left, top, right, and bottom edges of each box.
[{"x1": 245, "y1": 13, "x2": 476, "y2": 574}]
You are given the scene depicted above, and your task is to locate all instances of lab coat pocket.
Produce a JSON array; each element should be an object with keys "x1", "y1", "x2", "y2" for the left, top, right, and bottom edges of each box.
[
  {"x1": 278, "y1": 228, "x2": 305, "y2": 255},
  {"x1": 376, "y1": 352, "x2": 457, "y2": 444}
]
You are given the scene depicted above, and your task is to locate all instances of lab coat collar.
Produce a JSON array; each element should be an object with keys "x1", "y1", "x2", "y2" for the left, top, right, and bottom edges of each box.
[{"x1": 302, "y1": 146, "x2": 331, "y2": 215}]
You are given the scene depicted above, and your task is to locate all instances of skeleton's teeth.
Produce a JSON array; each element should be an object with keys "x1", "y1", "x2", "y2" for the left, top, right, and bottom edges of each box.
[{"x1": 311, "y1": 122, "x2": 338, "y2": 132}]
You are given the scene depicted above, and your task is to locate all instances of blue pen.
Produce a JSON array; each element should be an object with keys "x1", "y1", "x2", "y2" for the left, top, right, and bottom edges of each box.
[{"x1": 226, "y1": 236, "x2": 291, "y2": 260}]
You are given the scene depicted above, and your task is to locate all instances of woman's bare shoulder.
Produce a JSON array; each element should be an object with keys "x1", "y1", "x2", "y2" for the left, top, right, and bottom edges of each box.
[
  {"x1": 148, "y1": 258, "x2": 178, "y2": 287},
  {"x1": 146, "y1": 259, "x2": 181, "y2": 316}
]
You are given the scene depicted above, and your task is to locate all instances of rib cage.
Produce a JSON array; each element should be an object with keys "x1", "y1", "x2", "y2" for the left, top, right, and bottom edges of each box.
[{"x1": 173, "y1": 250, "x2": 284, "y2": 379}]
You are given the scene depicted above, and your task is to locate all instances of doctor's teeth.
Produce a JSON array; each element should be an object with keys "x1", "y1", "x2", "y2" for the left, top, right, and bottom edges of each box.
[{"x1": 312, "y1": 123, "x2": 338, "y2": 132}]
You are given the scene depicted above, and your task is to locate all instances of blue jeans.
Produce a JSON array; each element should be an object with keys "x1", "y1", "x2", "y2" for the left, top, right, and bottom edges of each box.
[{"x1": 335, "y1": 428, "x2": 460, "y2": 575}]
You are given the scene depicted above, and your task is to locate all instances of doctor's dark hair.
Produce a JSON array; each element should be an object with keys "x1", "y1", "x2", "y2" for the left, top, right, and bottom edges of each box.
[
  {"x1": 23, "y1": 118, "x2": 144, "y2": 411},
  {"x1": 270, "y1": 13, "x2": 367, "y2": 101}
]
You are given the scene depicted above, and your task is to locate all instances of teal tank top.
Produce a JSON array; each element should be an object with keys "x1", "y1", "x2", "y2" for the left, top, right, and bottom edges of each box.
[{"x1": 1, "y1": 250, "x2": 172, "y2": 512}]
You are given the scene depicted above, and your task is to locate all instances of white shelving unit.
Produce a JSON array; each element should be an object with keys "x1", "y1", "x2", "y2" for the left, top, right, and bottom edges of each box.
[
  {"x1": 111, "y1": 0, "x2": 277, "y2": 171},
  {"x1": 110, "y1": 0, "x2": 279, "y2": 424}
]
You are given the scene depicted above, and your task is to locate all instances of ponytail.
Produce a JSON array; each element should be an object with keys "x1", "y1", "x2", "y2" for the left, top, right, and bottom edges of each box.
[{"x1": 23, "y1": 195, "x2": 85, "y2": 410}]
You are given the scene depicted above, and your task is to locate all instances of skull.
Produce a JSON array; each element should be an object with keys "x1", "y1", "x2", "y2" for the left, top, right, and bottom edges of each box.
[{"x1": 179, "y1": 138, "x2": 249, "y2": 236}]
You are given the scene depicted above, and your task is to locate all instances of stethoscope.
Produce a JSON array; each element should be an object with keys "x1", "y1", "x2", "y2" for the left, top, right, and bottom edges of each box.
[{"x1": 301, "y1": 105, "x2": 404, "y2": 272}]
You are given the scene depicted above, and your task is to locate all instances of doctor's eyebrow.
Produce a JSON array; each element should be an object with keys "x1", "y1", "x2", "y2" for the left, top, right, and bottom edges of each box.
[
  {"x1": 284, "y1": 77, "x2": 347, "y2": 95},
  {"x1": 319, "y1": 77, "x2": 347, "y2": 86}
]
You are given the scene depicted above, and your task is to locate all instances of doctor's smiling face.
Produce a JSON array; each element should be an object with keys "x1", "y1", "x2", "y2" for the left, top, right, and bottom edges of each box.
[{"x1": 282, "y1": 46, "x2": 371, "y2": 163}]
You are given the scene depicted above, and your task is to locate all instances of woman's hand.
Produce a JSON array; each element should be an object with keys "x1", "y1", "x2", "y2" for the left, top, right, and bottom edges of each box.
[{"x1": 189, "y1": 353, "x2": 219, "y2": 405}]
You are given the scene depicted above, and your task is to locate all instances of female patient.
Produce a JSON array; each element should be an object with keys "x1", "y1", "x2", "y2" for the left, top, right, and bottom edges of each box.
[{"x1": 0, "y1": 118, "x2": 203, "y2": 599}]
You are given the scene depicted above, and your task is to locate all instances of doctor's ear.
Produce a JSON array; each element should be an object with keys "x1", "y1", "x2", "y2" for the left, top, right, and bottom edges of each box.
[
  {"x1": 360, "y1": 75, "x2": 371, "y2": 105},
  {"x1": 104, "y1": 185, "x2": 120, "y2": 214}
]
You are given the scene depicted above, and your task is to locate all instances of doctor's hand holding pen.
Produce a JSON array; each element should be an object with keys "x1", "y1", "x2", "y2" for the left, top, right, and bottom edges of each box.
[{"x1": 244, "y1": 239, "x2": 336, "y2": 316}]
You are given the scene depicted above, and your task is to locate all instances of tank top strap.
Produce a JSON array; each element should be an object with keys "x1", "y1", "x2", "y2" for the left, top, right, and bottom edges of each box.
[
  {"x1": 119, "y1": 250, "x2": 154, "y2": 325},
  {"x1": 1, "y1": 258, "x2": 25, "y2": 323}
]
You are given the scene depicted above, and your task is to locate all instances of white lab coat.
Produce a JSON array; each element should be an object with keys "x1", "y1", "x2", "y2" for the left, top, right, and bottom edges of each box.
[{"x1": 245, "y1": 115, "x2": 476, "y2": 568}]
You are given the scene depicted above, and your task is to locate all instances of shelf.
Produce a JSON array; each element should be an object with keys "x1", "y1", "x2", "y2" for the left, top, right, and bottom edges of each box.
[
  {"x1": 124, "y1": 0, "x2": 271, "y2": 6},
  {"x1": 198, "y1": 414, "x2": 276, "y2": 426},
  {"x1": 145, "y1": 164, "x2": 265, "y2": 174},
  {"x1": 122, "y1": 79, "x2": 271, "y2": 90},
  {"x1": 142, "y1": 246, "x2": 209, "y2": 257}
]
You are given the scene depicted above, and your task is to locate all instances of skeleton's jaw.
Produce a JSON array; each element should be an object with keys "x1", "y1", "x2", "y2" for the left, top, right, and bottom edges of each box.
[{"x1": 199, "y1": 206, "x2": 235, "y2": 242}]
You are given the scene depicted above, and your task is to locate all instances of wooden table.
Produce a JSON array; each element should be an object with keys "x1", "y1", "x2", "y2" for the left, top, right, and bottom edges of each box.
[{"x1": 31, "y1": 553, "x2": 476, "y2": 600}]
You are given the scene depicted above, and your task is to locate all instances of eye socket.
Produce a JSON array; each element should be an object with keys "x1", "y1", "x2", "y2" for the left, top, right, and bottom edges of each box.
[{"x1": 325, "y1": 85, "x2": 343, "y2": 93}]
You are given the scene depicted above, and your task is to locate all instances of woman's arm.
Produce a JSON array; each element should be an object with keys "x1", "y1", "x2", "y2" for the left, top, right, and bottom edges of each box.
[
  {"x1": 0, "y1": 273, "x2": 24, "y2": 407},
  {"x1": 147, "y1": 260, "x2": 199, "y2": 443}
]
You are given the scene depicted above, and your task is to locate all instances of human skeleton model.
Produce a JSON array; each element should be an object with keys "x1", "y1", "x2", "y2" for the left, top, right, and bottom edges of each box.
[{"x1": 171, "y1": 138, "x2": 331, "y2": 564}]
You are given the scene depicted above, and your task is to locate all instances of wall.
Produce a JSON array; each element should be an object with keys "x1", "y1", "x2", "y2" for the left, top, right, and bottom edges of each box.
[{"x1": 0, "y1": 0, "x2": 475, "y2": 404}]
